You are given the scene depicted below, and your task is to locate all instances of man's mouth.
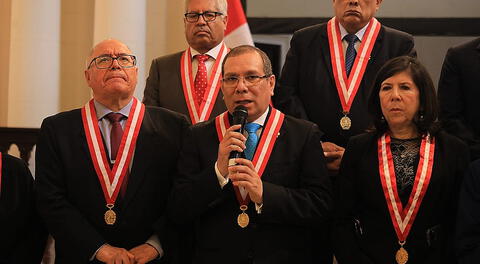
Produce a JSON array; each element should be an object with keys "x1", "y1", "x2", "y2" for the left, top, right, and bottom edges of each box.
[
  {"x1": 345, "y1": 10, "x2": 361, "y2": 17},
  {"x1": 235, "y1": 100, "x2": 253, "y2": 105}
]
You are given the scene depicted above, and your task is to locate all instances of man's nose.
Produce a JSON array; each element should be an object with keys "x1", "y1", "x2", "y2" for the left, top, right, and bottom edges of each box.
[
  {"x1": 235, "y1": 78, "x2": 248, "y2": 93},
  {"x1": 110, "y1": 58, "x2": 121, "y2": 70}
]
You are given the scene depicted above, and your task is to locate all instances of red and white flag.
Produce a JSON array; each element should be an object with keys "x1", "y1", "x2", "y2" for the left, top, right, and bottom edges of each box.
[{"x1": 225, "y1": 0, "x2": 254, "y2": 47}]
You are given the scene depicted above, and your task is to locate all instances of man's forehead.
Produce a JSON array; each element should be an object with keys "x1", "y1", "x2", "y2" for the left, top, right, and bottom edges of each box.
[
  {"x1": 91, "y1": 41, "x2": 131, "y2": 57},
  {"x1": 187, "y1": 0, "x2": 217, "y2": 11}
]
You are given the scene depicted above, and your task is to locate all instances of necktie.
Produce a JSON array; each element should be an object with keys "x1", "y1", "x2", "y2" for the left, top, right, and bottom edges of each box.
[
  {"x1": 105, "y1": 112, "x2": 129, "y2": 197},
  {"x1": 344, "y1": 34, "x2": 358, "y2": 76},
  {"x1": 194, "y1": 54, "x2": 209, "y2": 106},
  {"x1": 244, "y1": 123, "x2": 262, "y2": 160},
  {"x1": 105, "y1": 113, "x2": 125, "y2": 161}
]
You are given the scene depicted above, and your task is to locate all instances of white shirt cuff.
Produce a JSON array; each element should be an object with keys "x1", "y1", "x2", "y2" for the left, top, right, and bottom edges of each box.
[
  {"x1": 215, "y1": 162, "x2": 229, "y2": 188},
  {"x1": 91, "y1": 243, "x2": 107, "y2": 261},
  {"x1": 146, "y1": 234, "x2": 164, "y2": 259}
]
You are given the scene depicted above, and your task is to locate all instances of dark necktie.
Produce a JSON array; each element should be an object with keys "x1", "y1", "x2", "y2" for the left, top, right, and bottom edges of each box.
[
  {"x1": 194, "y1": 54, "x2": 209, "y2": 106},
  {"x1": 105, "y1": 113, "x2": 125, "y2": 161},
  {"x1": 244, "y1": 123, "x2": 262, "y2": 160},
  {"x1": 105, "y1": 112, "x2": 129, "y2": 197},
  {"x1": 344, "y1": 34, "x2": 358, "y2": 76}
]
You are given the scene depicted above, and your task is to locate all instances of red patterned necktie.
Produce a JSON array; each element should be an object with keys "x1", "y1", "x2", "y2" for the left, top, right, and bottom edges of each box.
[{"x1": 194, "y1": 54, "x2": 209, "y2": 106}]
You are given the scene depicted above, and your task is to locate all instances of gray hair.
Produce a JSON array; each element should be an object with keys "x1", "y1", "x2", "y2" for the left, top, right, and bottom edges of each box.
[
  {"x1": 184, "y1": 0, "x2": 228, "y2": 15},
  {"x1": 222, "y1": 45, "x2": 274, "y2": 77}
]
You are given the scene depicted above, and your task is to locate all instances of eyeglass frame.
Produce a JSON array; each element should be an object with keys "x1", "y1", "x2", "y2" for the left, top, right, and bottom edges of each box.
[
  {"x1": 184, "y1": 11, "x2": 224, "y2": 23},
  {"x1": 222, "y1": 75, "x2": 272, "y2": 88},
  {"x1": 87, "y1": 54, "x2": 137, "y2": 69}
]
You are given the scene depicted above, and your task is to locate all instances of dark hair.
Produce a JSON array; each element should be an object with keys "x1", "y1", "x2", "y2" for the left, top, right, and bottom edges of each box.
[
  {"x1": 221, "y1": 45, "x2": 273, "y2": 77},
  {"x1": 368, "y1": 56, "x2": 440, "y2": 136}
]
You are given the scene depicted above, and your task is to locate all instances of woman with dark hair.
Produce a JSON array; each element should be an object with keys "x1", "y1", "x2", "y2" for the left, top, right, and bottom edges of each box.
[{"x1": 333, "y1": 56, "x2": 469, "y2": 264}]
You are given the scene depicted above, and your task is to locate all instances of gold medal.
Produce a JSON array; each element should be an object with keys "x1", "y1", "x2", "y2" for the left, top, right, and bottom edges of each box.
[
  {"x1": 395, "y1": 241, "x2": 408, "y2": 264},
  {"x1": 104, "y1": 204, "x2": 117, "y2": 225},
  {"x1": 237, "y1": 205, "x2": 249, "y2": 228},
  {"x1": 340, "y1": 115, "x2": 351, "y2": 130}
]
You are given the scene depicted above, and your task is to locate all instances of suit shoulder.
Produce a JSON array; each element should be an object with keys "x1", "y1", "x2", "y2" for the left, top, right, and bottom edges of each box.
[
  {"x1": 347, "y1": 132, "x2": 377, "y2": 148},
  {"x1": 190, "y1": 118, "x2": 216, "y2": 131},
  {"x1": 284, "y1": 114, "x2": 317, "y2": 128},
  {"x1": 448, "y1": 37, "x2": 480, "y2": 54},
  {"x1": 282, "y1": 114, "x2": 322, "y2": 138},
  {"x1": 151, "y1": 51, "x2": 183, "y2": 64},
  {"x1": 2, "y1": 153, "x2": 29, "y2": 172},
  {"x1": 293, "y1": 23, "x2": 325, "y2": 38},
  {"x1": 41, "y1": 109, "x2": 81, "y2": 127},
  {"x1": 436, "y1": 130, "x2": 469, "y2": 152},
  {"x1": 382, "y1": 25, "x2": 414, "y2": 41},
  {"x1": 145, "y1": 106, "x2": 189, "y2": 124}
]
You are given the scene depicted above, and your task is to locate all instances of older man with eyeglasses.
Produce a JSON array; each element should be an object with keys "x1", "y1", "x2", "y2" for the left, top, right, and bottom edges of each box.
[
  {"x1": 143, "y1": 0, "x2": 230, "y2": 125},
  {"x1": 169, "y1": 45, "x2": 333, "y2": 264},
  {"x1": 36, "y1": 39, "x2": 189, "y2": 264}
]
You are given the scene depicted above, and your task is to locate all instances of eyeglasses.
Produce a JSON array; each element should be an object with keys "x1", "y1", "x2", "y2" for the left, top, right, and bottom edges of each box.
[
  {"x1": 88, "y1": 55, "x2": 136, "y2": 69},
  {"x1": 184, "y1": 11, "x2": 223, "y2": 23},
  {"x1": 222, "y1": 75, "x2": 271, "y2": 87}
]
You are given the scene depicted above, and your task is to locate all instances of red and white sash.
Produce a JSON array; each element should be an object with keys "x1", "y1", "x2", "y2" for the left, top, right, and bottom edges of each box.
[
  {"x1": 378, "y1": 133, "x2": 435, "y2": 241},
  {"x1": 215, "y1": 108, "x2": 284, "y2": 204},
  {"x1": 180, "y1": 43, "x2": 228, "y2": 124},
  {"x1": 81, "y1": 98, "x2": 145, "y2": 205},
  {"x1": 327, "y1": 17, "x2": 381, "y2": 114}
]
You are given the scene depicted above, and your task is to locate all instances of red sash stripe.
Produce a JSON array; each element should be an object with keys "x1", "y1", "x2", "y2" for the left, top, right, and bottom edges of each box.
[
  {"x1": 181, "y1": 43, "x2": 228, "y2": 124},
  {"x1": 327, "y1": 17, "x2": 380, "y2": 113},
  {"x1": 215, "y1": 108, "x2": 284, "y2": 205},
  {"x1": 81, "y1": 98, "x2": 145, "y2": 204},
  {"x1": 378, "y1": 133, "x2": 435, "y2": 241}
]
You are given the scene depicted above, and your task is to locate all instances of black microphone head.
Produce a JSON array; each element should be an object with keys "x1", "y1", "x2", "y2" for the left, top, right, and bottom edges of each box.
[{"x1": 232, "y1": 105, "x2": 248, "y2": 125}]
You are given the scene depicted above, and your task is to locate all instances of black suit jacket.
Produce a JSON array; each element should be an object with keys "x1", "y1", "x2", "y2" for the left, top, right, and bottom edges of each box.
[
  {"x1": 143, "y1": 51, "x2": 227, "y2": 123},
  {"x1": 456, "y1": 159, "x2": 480, "y2": 264},
  {"x1": 35, "y1": 106, "x2": 189, "y2": 263},
  {"x1": 334, "y1": 131, "x2": 469, "y2": 264},
  {"x1": 0, "y1": 153, "x2": 47, "y2": 263},
  {"x1": 273, "y1": 22, "x2": 416, "y2": 147},
  {"x1": 169, "y1": 113, "x2": 333, "y2": 264},
  {"x1": 438, "y1": 37, "x2": 480, "y2": 161}
]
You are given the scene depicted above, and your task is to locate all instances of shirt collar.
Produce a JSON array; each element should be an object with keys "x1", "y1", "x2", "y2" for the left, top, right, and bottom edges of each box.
[
  {"x1": 339, "y1": 21, "x2": 369, "y2": 42},
  {"x1": 249, "y1": 107, "x2": 269, "y2": 127},
  {"x1": 190, "y1": 41, "x2": 224, "y2": 60},
  {"x1": 94, "y1": 99, "x2": 133, "y2": 120}
]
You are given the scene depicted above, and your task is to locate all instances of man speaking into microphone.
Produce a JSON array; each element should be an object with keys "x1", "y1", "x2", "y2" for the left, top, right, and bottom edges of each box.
[{"x1": 170, "y1": 45, "x2": 333, "y2": 264}]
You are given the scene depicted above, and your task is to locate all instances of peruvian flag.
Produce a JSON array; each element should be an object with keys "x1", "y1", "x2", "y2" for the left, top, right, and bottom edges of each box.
[{"x1": 225, "y1": 0, "x2": 254, "y2": 47}]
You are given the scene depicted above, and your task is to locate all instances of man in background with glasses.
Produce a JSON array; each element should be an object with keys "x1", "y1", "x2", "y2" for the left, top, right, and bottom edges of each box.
[
  {"x1": 36, "y1": 39, "x2": 189, "y2": 263},
  {"x1": 170, "y1": 45, "x2": 332, "y2": 264},
  {"x1": 143, "y1": 0, "x2": 229, "y2": 125}
]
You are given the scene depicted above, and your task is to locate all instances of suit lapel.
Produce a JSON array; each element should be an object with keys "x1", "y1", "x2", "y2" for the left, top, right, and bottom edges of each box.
[
  {"x1": 120, "y1": 110, "x2": 154, "y2": 210},
  {"x1": 369, "y1": 26, "x2": 385, "y2": 60},
  {"x1": 319, "y1": 25, "x2": 335, "y2": 84}
]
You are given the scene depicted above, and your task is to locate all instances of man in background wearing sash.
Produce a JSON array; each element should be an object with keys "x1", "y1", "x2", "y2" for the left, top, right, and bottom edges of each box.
[
  {"x1": 273, "y1": 0, "x2": 416, "y2": 173},
  {"x1": 143, "y1": 0, "x2": 229, "y2": 124},
  {"x1": 170, "y1": 45, "x2": 332, "y2": 264},
  {"x1": 36, "y1": 39, "x2": 189, "y2": 263}
]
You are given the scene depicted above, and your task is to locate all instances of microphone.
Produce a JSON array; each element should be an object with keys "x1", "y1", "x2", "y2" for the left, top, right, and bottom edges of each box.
[{"x1": 228, "y1": 105, "x2": 248, "y2": 166}]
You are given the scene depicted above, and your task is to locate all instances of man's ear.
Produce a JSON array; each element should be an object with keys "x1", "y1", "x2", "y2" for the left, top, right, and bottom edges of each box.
[{"x1": 84, "y1": 70, "x2": 90, "y2": 82}]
